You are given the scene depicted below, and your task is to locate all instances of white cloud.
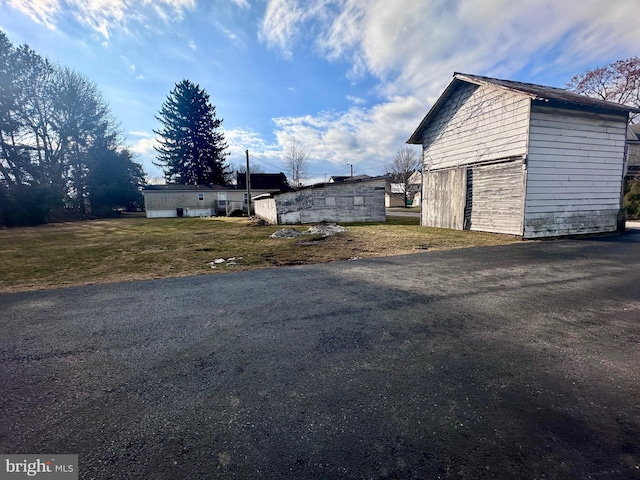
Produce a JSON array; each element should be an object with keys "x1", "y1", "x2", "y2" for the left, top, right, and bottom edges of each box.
[
  {"x1": 230, "y1": 0, "x2": 250, "y2": 9},
  {"x1": 227, "y1": 96, "x2": 423, "y2": 178},
  {"x1": 261, "y1": 0, "x2": 640, "y2": 98},
  {"x1": 259, "y1": 0, "x2": 304, "y2": 58},
  {"x1": 128, "y1": 133, "x2": 163, "y2": 180},
  {"x1": 215, "y1": 23, "x2": 239, "y2": 41},
  {"x1": 257, "y1": 0, "x2": 640, "y2": 176},
  {"x1": 346, "y1": 95, "x2": 365, "y2": 105},
  {"x1": 258, "y1": 0, "x2": 332, "y2": 58},
  {"x1": 7, "y1": 0, "x2": 61, "y2": 29},
  {"x1": 130, "y1": 135, "x2": 157, "y2": 156},
  {"x1": 7, "y1": 0, "x2": 197, "y2": 38}
]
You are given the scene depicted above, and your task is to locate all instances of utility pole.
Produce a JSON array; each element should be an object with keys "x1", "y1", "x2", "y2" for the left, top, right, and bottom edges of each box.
[
  {"x1": 348, "y1": 163, "x2": 353, "y2": 179},
  {"x1": 245, "y1": 149, "x2": 252, "y2": 216}
]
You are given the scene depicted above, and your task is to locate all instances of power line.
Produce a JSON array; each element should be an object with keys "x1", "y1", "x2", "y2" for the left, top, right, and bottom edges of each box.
[{"x1": 248, "y1": 153, "x2": 284, "y2": 172}]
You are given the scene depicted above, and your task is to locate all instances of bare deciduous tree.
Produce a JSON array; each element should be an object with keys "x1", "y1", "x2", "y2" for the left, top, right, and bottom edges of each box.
[
  {"x1": 567, "y1": 56, "x2": 640, "y2": 122},
  {"x1": 385, "y1": 146, "x2": 421, "y2": 207},
  {"x1": 283, "y1": 140, "x2": 309, "y2": 187}
]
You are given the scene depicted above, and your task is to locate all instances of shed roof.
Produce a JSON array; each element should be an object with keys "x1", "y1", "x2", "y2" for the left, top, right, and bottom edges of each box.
[
  {"x1": 408, "y1": 72, "x2": 640, "y2": 144},
  {"x1": 256, "y1": 175, "x2": 388, "y2": 198}
]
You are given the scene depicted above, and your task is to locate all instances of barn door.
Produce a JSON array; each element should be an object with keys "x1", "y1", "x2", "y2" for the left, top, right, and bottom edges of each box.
[{"x1": 464, "y1": 160, "x2": 524, "y2": 235}]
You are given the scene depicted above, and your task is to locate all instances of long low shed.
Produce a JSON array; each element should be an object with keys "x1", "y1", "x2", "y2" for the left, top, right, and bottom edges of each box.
[
  {"x1": 408, "y1": 73, "x2": 640, "y2": 238},
  {"x1": 253, "y1": 177, "x2": 386, "y2": 224}
]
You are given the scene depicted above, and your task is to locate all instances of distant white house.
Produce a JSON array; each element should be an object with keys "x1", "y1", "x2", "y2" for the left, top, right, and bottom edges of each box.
[
  {"x1": 627, "y1": 124, "x2": 640, "y2": 179},
  {"x1": 408, "y1": 72, "x2": 640, "y2": 238},
  {"x1": 142, "y1": 184, "x2": 242, "y2": 218},
  {"x1": 142, "y1": 173, "x2": 289, "y2": 218},
  {"x1": 386, "y1": 170, "x2": 422, "y2": 207}
]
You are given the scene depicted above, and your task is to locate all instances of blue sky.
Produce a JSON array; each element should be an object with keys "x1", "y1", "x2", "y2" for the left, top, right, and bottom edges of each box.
[{"x1": 1, "y1": 0, "x2": 639, "y2": 184}]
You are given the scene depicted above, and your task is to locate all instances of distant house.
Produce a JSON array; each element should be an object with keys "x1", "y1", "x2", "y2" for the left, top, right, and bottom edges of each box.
[
  {"x1": 385, "y1": 170, "x2": 422, "y2": 207},
  {"x1": 142, "y1": 184, "x2": 239, "y2": 218},
  {"x1": 253, "y1": 176, "x2": 386, "y2": 224},
  {"x1": 407, "y1": 72, "x2": 640, "y2": 238},
  {"x1": 236, "y1": 172, "x2": 290, "y2": 192},
  {"x1": 142, "y1": 173, "x2": 290, "y2": 218},
  {"x1": 329, "y1": 174, "x2": 371, "y2": 183},
  {"x1": 627, "y1": 124, "x2": 640, "y2": 179}
]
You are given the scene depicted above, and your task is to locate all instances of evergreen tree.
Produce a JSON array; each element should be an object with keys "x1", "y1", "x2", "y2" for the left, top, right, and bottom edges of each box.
[{"x1": 153, "y1": 80, "x2": 229, "y2": 185}]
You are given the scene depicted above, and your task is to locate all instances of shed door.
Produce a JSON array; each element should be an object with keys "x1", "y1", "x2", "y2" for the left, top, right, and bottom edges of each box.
[{"x1": 465, "y1": 160, "x2": 524, "y2": 235}]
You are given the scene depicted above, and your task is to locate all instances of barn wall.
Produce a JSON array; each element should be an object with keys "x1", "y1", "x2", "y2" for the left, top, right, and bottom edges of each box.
[
  {"x1": 421, "y1": 83, "x2": 530, "y2": 170},
  {"x1": 271, "y1": 180, "x2": 386, "y2": 225},
  {"x1": 524, "y1": 106, "x2": 627, "y2": 238},
  {"x1": 422, "y1": 168, "x2": 467, "y2": 229},
  {"x1": 253, "y1": 196, "x2": 278, "y2": 224},
  {"x1": 465, "y1": 160, "x2": 525, "y2": 235}
]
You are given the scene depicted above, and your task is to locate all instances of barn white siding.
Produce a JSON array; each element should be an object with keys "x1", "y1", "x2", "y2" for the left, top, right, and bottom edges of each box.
[
  {"x1": 466, "y1": 160, "x2": 525, "y2": 235},
  {"x1": 422, "y1": 83, "x2": 530, "y2": 170},
  {"x1": 524, "y1": 106, "x2": 627, "y2": 238},
  {"x1": 422, "y1": 168, "x2": 467, "y2": 229}
]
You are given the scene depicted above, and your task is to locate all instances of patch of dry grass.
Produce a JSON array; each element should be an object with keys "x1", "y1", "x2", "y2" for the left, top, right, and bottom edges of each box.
[{"x1": 0, "y1": 214, "x2": 521, "y2": 293}]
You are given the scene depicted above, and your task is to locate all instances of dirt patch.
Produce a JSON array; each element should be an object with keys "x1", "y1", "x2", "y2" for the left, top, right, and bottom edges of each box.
[
  {"x1": 271, "y1": 223, "x2": 349, "y2": 239},
  {"x1": 270, "y1": 228, "x2": 302, "y2": 238},
  {"x1": 305, "y1": 223, "x2": 349, "y2": 236}
]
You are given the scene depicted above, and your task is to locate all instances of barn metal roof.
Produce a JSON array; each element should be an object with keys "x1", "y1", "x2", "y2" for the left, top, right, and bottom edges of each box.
[{"x1": 407, "y1": 72, "x2": 640, "y2": 144}]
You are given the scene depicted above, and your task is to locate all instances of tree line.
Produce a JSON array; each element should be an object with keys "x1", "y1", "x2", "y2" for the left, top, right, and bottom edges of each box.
[{"x1": 0, "y1": 31, "x2": 144, "y2": 227}]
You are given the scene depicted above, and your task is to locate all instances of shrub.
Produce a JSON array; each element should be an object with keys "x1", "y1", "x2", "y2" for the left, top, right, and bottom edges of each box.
[{"x1": 624, "y1": 179, "x2": 640, "y2": 219}]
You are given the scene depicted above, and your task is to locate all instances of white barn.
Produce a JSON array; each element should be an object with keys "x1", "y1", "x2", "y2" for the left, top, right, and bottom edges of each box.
[{"x1": 408, "y1": 73, "x2": 640, "y2": 238}]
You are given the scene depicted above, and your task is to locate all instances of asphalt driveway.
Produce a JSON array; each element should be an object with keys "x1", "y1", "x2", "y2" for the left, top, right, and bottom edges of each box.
[{"x1": 1, "y1": 231, "x2": 640, "y2": 479}]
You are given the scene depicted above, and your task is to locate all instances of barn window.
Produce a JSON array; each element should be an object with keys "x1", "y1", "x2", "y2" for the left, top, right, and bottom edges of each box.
[
  {"x1": 354, "y1": 196, "x2": 364, "y2": 206},
  {"x1": 198, "y1": 193, "x2": 204, "y2": 201}
]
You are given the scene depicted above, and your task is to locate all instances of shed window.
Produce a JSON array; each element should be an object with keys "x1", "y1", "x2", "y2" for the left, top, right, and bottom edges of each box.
[{"x1": 198, "y1": 193, "x2": 204, "y2": 201}]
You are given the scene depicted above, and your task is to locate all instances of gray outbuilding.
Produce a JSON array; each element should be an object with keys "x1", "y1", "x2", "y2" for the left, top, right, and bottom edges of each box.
[
  {"x1": 408, "y1": 73, "x2": 640, "y2": 238},
  {"x1": 253, "y1": 176, "x2": 386, "y2": 225}
]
